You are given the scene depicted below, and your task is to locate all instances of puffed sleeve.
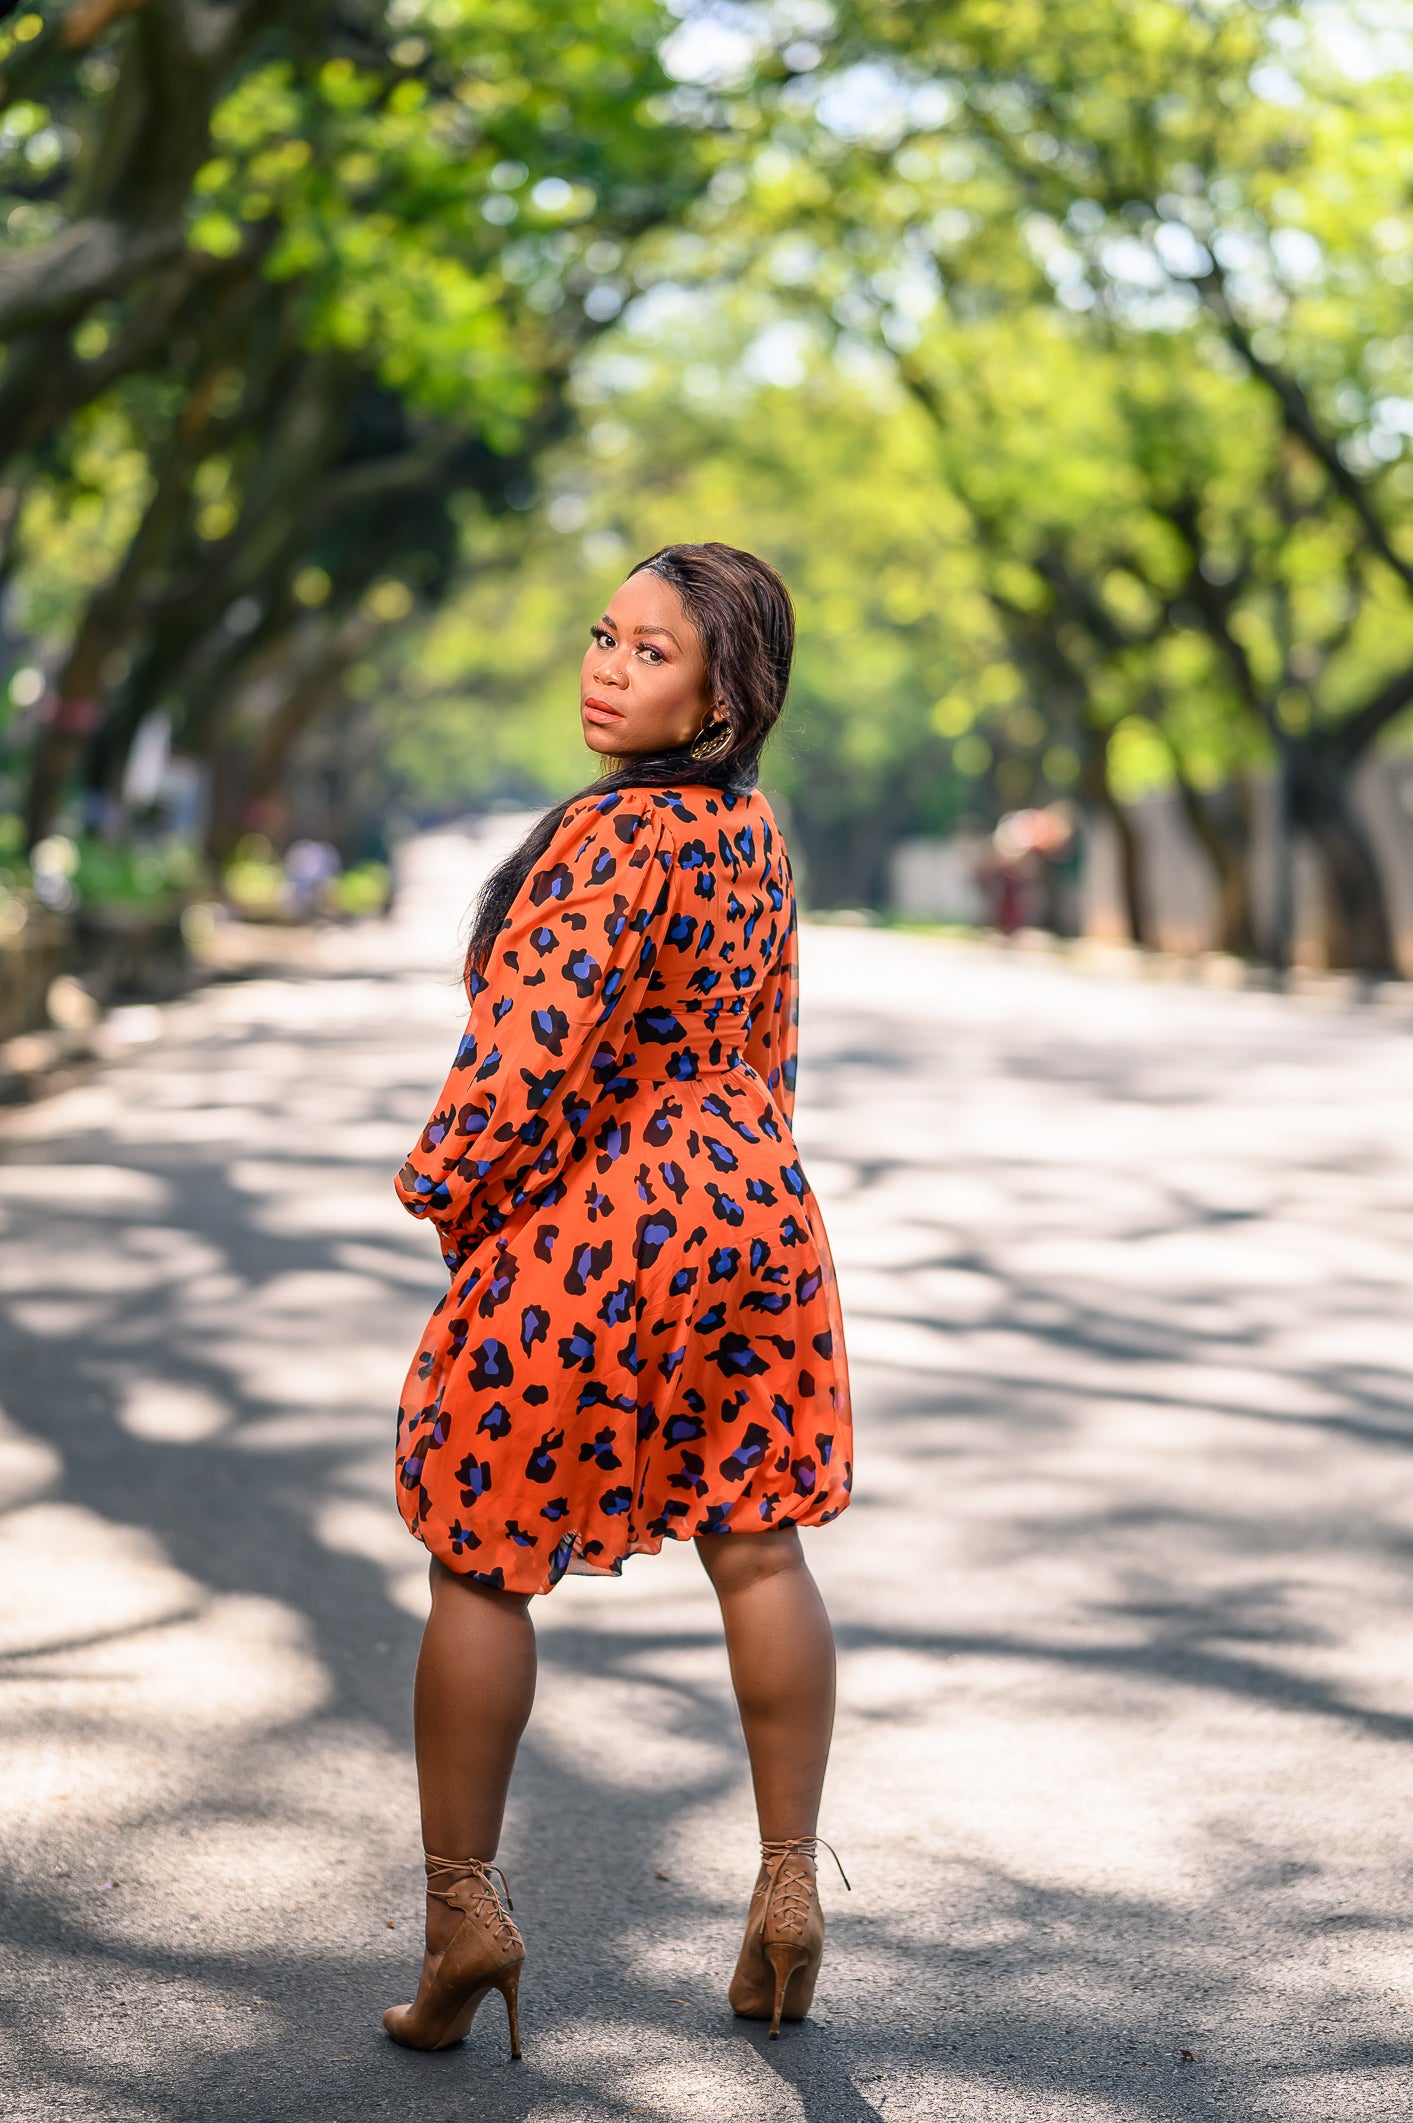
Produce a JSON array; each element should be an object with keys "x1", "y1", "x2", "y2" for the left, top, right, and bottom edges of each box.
[
  {"x1": 742, "y1": 898, "x2": 799, "y2": 1125},
  {"x1": 396, "y1": 795, "x2": 669, "y2": 1261}
]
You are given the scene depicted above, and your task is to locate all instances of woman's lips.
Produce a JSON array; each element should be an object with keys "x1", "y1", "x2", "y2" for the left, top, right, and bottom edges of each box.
[{"x1": 582, "y1": 696, "x2": 625, "y2": 727}]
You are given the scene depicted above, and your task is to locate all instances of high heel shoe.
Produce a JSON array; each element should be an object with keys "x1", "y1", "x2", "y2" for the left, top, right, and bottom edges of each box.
[
  {"x1": 382, "y1": 1852, "x2": 525, "y2": 2056},
  {"x1": 728, "y1": 1835, "x2": 850, "y2": 2037}
]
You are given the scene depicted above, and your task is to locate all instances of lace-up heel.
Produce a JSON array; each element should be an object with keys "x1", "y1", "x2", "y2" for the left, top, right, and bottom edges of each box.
[
  {"x1": 728, "y1": 1835, "x2": 850, "y2": 2037},
  {"x1": 382, "y1": 1853, "x2": 525, "y2": 2056}
]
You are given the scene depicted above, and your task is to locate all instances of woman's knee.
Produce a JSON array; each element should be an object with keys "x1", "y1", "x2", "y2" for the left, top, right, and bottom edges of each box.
[
  {"x1": 428, "y1": 1557, "x2": 532, "y2": 1617},
  {"x1": 696, "y1": 1524, "x2": 805, "y2": 1595}
]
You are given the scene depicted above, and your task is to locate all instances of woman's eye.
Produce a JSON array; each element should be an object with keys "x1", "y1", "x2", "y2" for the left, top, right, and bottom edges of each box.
[
  {"x1": 591, "y1": 627, "x2": 615, "y2": 648},
  {"x1": 636, "y1": 645, "x2": 663, "y2": 664}
]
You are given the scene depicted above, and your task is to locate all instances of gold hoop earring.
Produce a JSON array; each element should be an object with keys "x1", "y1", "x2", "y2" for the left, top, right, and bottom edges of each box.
[{"x1": 690, "y1": 718, "x2": 733, "y2": 763}]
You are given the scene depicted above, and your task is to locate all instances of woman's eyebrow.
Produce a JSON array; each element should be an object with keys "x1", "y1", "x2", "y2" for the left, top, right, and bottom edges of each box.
[{"x1": 599, "y1": 610, "x2": 681, "y2": 648}]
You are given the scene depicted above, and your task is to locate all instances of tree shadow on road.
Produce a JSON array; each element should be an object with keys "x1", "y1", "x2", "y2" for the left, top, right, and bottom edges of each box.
[{"x1": 2, "y1": 968, "x2": 1412, "y2": 2122}]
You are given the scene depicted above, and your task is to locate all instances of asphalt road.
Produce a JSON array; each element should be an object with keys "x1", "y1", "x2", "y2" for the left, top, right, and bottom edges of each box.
[{"x1": 3, "y1": 832, "x2": 1412, "y2": 2123}]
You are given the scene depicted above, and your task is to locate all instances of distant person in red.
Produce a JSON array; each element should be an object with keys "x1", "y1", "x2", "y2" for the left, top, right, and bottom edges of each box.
[
  {"x1": 382, "y1": 546, "x2": 853, "y2": 2058},
  {"x1": 985, "y1": 806, "x2": 1078, "y2": 936},
  {"x1": 995, "y1": 854, "x2": 1028, "y2": 934}
]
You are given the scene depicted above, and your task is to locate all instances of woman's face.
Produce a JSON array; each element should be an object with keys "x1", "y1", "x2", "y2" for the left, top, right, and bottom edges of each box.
[{"x1": 580, "y1": 570, "x2": 718, "y2": 759}]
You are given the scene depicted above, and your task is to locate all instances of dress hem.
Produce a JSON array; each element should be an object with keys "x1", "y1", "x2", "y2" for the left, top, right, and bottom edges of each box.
[{"x1": 415, "y1": 1492, "x2": 851, "y2": 1598}]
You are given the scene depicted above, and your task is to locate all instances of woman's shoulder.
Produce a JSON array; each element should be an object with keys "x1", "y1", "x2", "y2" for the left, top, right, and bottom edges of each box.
[
  {"x1": 529, "y1": 794, "x2": 669, "y2": 907},
  {"x1": 665, "y1": 784, "x2": 778, "y2": 831},
  {"x1": 552, "y1": 789, "x2": 663, "y2": 852},
  {"x1": 552, "y1": 785, "x2": 789, "y2": 882},
  {"x1": 659, "y1": 785, "x2": 789, "y2": 869},
  {"x1": 567, "y1": 783, "x2": 780, "y2": 836}
]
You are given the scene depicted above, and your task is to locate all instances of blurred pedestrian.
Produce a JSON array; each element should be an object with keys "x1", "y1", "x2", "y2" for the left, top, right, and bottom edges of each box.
[
  {"x1": 986, "y1": 806, "x2": 1078, "y2": 937},
  {"x1": 282, "y1": 837, "x2": 340, "y2": 919},
  {"x1": 385, "y1": 545, "x2": 853, "y2": 2057}
]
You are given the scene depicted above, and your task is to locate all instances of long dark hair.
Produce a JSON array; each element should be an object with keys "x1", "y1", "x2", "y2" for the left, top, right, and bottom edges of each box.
[{"x1": 462, "y1": 541, "x2": 795, "y2": 983}]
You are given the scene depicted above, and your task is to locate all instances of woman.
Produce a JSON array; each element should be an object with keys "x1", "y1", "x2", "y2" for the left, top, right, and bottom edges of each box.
[{"x1": 383, "y1": 542, "x2": 852, "y2": 2058}]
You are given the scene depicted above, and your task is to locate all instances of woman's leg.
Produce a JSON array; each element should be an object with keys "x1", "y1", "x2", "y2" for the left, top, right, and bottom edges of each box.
[
  {"x1": 696, "y1": 1526, "x2": 836, "y2": 1839},
  {"x1": 413, "y1": 1560, "x2": 537, "y2": 1950}
]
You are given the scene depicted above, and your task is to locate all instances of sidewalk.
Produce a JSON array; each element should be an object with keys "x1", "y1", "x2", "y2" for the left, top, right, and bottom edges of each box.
[{"x1": 2, "y1": 833, "x2": 1411, "y2": 2122}]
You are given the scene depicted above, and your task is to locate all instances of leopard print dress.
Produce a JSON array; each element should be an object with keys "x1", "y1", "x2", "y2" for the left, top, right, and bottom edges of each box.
[{"x1": 393, "y1": 783, "x2": 852, "y2": 1594}]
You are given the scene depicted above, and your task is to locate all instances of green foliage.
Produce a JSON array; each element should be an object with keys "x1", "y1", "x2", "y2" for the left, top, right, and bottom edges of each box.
[
  {"x1": 72, "y1": 835, "x2": 199, "y2": 911},
  {"x1": 631, "y1": 0, "x2": 1413, "y2": 960},
  {"x1": 0, "y1": 811, "x2": 30, "y2": 901},
  {"x1": 224, "y1": 852, "x2": 284, "y2": 914},
  {"x1": 0, "y1": 0, "x2": 717, "y2": 856},
  {"x1": 708, "y1": 0, "x2": 1413, "y2": 771},
  {"x1": 328, "y1": 860, "x2": 391, "y2": 916},
  {"x1": 2, "y1": 0, "x2": 1411, "y2": 964}
]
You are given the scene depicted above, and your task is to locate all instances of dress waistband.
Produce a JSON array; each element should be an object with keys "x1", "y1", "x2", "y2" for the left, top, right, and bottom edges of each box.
[{"x1": 597, "y1": 1012, "x2": 746, "y2": 1082}]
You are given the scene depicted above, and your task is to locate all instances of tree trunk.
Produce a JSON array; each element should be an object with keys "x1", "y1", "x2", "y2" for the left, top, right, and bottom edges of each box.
[
  {"x1": 202, "y1": 616, "x2": 368, "y2": 863},
  {"x1": 1290, "y1": 748, "x2": 1398, "y2": 975},
  {"x1": 1080, "y1": 722, "x2": 1147, "y2": 946},
  {"x1": 1264, "y1": 749, "x2": 1294, "y2": 973},
  {"x1": 1170, "y1": 770, "x2": 1257, "y2": 957},
  {"x1": 23, "y1": 700, "x2": 103, "y2": 848}
]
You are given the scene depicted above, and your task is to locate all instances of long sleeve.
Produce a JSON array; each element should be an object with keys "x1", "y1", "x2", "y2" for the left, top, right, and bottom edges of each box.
[
  {"x1": 397, "y1": 795, "x2": 669, "y2": 1261},
  {"x1": 742, "y1": 899, "x2": 799, "y2": 1125}
]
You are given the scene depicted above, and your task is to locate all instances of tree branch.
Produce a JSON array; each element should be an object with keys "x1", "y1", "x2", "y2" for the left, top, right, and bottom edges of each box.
[
  {"x1": 307, "y1": 441, "x2": 459, "y2": 518},
  {"x1": 1148, "y1": 495, "x2": 1278, "y2": 738},
  {"x1": 0, "y1": 239, "x2": 268, "y2": 467},
  {"x1": 1331, "y1": 660, "x2": 1413, "y2": 766},
  {"x1": 0, "y1": 0, "x2": 279, "y2": 339},
  {"x1": 0, "y1": 217, "x2": 185, "y2": 339},
  {"x1": 1196, "y1": 263, "x2": 1413, "y2": 599}
]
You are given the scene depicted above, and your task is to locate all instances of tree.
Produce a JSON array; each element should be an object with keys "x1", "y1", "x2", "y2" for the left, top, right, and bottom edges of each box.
[
  {"x1": 0, "y1": 0, "x2": 717, "y2": 854},
  {"x1": 689, "y1": 0, "x2": 1413, "y2": 967}
]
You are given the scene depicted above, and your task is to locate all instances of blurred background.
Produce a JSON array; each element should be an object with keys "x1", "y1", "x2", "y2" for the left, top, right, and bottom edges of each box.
[{"x1": 2, "y1": 0, "x2": 1413, "y2": 1065}]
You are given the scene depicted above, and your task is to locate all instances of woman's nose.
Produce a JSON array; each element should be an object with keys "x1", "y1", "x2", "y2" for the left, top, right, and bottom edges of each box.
[{"x1": 595, "y1": 653, "x2": 629, "y2": 688}]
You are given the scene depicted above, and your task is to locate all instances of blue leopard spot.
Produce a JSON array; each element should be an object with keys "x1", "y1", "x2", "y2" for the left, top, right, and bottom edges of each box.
[
  {"x1": 635, "y1": 1209, "x2": 677, "y2": 1267},
  {"x1": 718, "y1": 1423, "x2": 771, "y2": 1483},
  {"x1": 707, "y1": 1333, "x2": 768, "y2": 1378},
  {"x1": 524, "y1": 1430, "x2": 564, "y2": 1483},
  {"x1": 468, "y1": 1339, "x2": 514, "y2": 1389},
  {"x1": 454, "y1": 1455, "x2": 492, "y2": 1503},
  {"x1": 557, "y1": 1324, "x2": 597, "y2": 1372}
]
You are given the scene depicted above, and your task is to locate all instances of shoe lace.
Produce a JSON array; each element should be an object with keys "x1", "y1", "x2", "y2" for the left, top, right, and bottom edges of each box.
[
  {"x1": 423, "y1": 1851, "x2": 519, "y2": 1951},
  {"x1": 758, "y1": 1835, "x2": 851, "y2": 1941}
]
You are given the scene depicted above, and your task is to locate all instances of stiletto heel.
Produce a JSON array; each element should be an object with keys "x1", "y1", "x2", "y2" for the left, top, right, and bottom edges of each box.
[
  {"x1": 382, "y1": 1852, "x2": 526, "y2": 2055},
  {"x1": 764, "y1": 1941, "x2": 810, "y2": 2037},
  {"x1": 728, "y1": 1835, "x2": 850, "y2": 2035},
  {"x1": 497, "y1": 1966, "x2": 523, "y2": 2060}
]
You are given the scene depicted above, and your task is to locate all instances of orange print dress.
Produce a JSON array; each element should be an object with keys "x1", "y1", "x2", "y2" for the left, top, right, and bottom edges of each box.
[{"x1": 393, "y1": 784, "x2": 852, "y2": 1595}]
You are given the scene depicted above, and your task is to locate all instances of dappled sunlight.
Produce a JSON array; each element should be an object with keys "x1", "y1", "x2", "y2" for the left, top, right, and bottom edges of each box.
[
  {"x1": 526, "y1": 2016, "x2": 802, "y2": 2123},
  {"x1": 0, "y1": 1503, "x2": 200, "y2": 1656},
  {"x1": 120, "y1": 1380, "x2": 231, "y2": 1444},
  {"x1": 0, "y1": 1404, "x2": 61, "y2": 1514},
  {"x1": 530, "y1": 1659, "x2": 732, "y2": 1797},
  {"x1": 312, "y1": 1493, "x2": 430, "y2": 1622},
  {"x1": 0, "y1": 1503, "x2": 334, "y2": 1930}
]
